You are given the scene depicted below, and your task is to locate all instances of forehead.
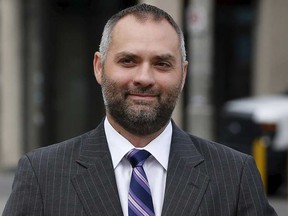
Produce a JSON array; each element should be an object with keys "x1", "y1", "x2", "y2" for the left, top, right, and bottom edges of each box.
[{"x1": 108, "y1": 15, "x2": 180, "y2": 58}]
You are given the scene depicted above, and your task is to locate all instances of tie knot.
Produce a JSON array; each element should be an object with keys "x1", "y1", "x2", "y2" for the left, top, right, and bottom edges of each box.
[{"x1": 126, "y1": 149, "x2": 151, "y2": 168}]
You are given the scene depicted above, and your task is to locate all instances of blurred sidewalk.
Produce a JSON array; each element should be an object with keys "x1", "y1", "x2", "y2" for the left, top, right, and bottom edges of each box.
[{"x1": 0, "y1": 171, "x2": 287, "y2": 215}]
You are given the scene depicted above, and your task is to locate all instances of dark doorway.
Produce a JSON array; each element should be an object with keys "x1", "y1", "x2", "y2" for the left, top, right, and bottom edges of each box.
[
  {"x1": 36, "y1": 0, "x2": 137, "y2": 146},
  {"x1": 213, "y1": 0, "x2": 258, "y2": 139}
]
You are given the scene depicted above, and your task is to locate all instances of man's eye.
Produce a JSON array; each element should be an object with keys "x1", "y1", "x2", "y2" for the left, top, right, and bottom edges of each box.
[
  {"x1": 119, "y1": 58, "x2": 135, "y2": 65},
  {"x1": 156, "y1": 62, "x2": 172, "y2": 69}
]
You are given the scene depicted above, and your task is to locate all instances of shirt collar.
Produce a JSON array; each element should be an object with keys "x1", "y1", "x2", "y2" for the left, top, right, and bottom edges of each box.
[{"x1": 104, "y1": 117, "x2": 172, "y2": 171}]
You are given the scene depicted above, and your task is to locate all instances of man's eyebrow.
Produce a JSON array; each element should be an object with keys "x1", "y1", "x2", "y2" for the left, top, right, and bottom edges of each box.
[
  {"x1": 115, "y1": 52, "x2": 138, "y2": 59},
  {"x1": 153, "y1": 54, "x2": 176, "y2": 62},
  {"x1": 114, "y1": 52, "x2": 177, "y2": 62}
]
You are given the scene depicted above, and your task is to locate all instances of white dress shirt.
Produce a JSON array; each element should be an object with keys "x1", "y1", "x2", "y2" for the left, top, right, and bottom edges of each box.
[{"x1": 104, "y1": 118, "x2": 172, "y2": 216}]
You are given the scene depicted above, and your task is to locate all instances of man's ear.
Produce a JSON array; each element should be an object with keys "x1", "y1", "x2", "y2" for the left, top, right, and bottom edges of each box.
[
  {"x1": 93, "y1": 52, "x2": 103, "y2": 85},
  {"x1": 181, "y1": 60, "x2": 188, "y2": 90}
]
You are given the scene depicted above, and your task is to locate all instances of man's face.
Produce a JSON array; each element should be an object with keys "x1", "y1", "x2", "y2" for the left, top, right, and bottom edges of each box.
[{"x1": 94, "y1": 15, "x2": 187, "y2": 135}]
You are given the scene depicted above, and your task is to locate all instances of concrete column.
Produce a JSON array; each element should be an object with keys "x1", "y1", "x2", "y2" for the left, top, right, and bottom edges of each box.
[
  {"x1": 140, "y1": 0, "x2": 182, "y2": 24},
  {"x1": 140, "y1": 0, "x2": 184, "y2": 127},
  {"x1": 0, "y1": 0, "x2": 23, "y2": 168},
  {"x1": 253, "y1": 0, "x2": 288, "y2": 95},
  {"x1": 186, "y1": 0, "x2": 214, "y2": 139}
]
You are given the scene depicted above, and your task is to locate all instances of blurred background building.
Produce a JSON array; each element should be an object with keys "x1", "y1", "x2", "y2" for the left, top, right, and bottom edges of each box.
[{"x1": 0, "y1": 0, "x2": 288, "y2": 213}]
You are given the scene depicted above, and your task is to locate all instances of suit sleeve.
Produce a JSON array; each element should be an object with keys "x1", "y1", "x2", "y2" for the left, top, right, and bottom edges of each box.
[
  {"x1": 237, "y1": 155, "x2": 278, "y2": 216},
  {"x1": 3, "y1": 154, "x2": 44, "y2": 216}
]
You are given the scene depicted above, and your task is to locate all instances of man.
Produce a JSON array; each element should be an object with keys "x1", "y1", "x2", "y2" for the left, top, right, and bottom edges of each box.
[{"x1": 3, "y1": 4, "x2": 277, "y2": 216}]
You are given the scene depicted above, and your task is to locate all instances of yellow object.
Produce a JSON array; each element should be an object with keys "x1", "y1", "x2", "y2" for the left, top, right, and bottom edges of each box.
[{"x1": 252, "y1": 138, "x2": 267, "y2": 192}]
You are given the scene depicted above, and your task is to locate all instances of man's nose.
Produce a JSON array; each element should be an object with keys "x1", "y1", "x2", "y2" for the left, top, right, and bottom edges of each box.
[{"x1": 132, "y1": 63, "x2": 155, "y2": 87}]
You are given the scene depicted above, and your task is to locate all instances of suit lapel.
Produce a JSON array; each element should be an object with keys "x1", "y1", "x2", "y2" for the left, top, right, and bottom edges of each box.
[
  {"x1": 70, "y1": 121, "x2": 209, "y2": 216},
  {"x1": 71, "y1": 122, "x2": 123, "y2": 216},
  {"x1": 162, "y1": 124, "x2": 210, "y2": 216}
]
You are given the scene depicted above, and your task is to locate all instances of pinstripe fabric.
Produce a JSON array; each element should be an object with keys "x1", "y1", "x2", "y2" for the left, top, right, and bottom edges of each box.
[
  {"x1": 3, "y1": 122, "x2": 123, "y2": 216},
  {"x1": 161, "y1": 122, "x2": 277, "y2": 216},
  {"x1": 3, "y1": 120, "x2": 277, "y2": 216}
]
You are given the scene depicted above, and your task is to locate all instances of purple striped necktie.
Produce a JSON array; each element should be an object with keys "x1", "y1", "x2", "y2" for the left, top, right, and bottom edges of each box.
[{"x1": 126, "y1": 149, "x2": 155, "y2": 216}]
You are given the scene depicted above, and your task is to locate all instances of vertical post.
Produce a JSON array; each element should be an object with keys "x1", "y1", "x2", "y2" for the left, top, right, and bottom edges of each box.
[
  {"x1": 0, "y1": 0, "x2": 23, "y2": 168},
  {"x1": 186, "y1": 0, "x2": 214, "y2": 139},
  {"x1": 252, "y1": 138, "x2": 267, "y2": 191},
  {"x1": 24, "y1": 0, "x2": 45, "y2": 151}
]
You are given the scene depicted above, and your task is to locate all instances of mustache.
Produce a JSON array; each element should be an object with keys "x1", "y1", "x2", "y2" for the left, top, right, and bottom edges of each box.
[{"x1": 124, "y1": 87, "x2": 160, "y2": 96}]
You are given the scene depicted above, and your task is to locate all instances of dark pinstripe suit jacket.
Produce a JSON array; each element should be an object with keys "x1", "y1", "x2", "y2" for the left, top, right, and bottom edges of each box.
[{"x1": 3, "y1": 121, "x2": 277, "y2": 216}]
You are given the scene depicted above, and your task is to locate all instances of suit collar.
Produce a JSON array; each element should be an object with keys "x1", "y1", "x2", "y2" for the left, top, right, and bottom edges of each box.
[
  {"x1": 76, "y1": 121, "x2": 110, "y2": 166},
  {"x1": 162, "y1": 122, "x2": 210, "y2": 216},
  {"x1": 72, "y1": 121, "x2": 123, "y2": 216},
  {"x1": 169, "y1": 121, "x2": 204, "y2": 167}
]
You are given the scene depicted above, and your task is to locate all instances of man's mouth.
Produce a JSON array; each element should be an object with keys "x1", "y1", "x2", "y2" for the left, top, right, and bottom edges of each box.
[
  {"x1": 128, "y1": 93, "x2": 157, "y2": 101},
  {"x1": 125, "y1": 89, "x2": 159, "y2": 100}
]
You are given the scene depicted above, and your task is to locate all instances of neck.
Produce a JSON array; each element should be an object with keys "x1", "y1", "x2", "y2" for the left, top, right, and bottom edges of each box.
[{"x1": 106, "y1": 115, "x2": 167, "y2": 148}]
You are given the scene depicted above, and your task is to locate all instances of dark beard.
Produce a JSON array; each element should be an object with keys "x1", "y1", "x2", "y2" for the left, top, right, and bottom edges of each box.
[
  {"x1": 101, "y1": 74, "x2": 182, "y2": 136},
  {"x1": 107, "y1": 95, "x2": 174, "y2": 136}
]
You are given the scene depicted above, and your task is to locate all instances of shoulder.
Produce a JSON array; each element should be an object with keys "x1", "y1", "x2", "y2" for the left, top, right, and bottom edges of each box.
[
  {"x1": 172, "y1": 122, "x2": 251, "y2": 167},
  {"x1": 172, "y1": 121, "x2": 249, "y2": 158},
  {"x1": 181, "y1": 131, "x2": 259, "y2": 188},
  {"x1": 189, "y1": 133, "x2": 250, "y2": 163},
  {"x1": 14, "y1": 128, "x2": 102, "y2": 180},
  {"x1": 24, "y1": 128, "x2": 97, "y2": 163}
]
